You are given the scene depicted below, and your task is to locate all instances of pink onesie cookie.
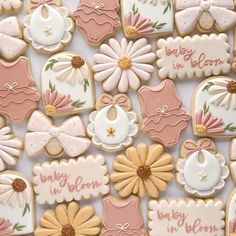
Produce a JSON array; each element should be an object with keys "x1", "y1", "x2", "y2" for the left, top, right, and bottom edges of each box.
[{"x1": 0, "y1": 57, "x2": 40, "y2": 122}]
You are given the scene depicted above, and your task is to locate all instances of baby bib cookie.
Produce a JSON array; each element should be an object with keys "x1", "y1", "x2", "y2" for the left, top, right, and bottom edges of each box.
[
  {"x1": 93, "y1": 38, "x2": 155, "y2": 93},
  {"x1": 176, "y1": 138, "x2": 229, "y2": 198},
  {"x1": 87, "y1": 93, "x2": 138, "y2": 152},
  {"x1": 73, "y1": 0, "x2": 121, "y2": 46},
  {"x1": 33, "y1": 155, "x2": 110, "y2": 204},
  {"x1": 25, "y1": 110, "x2": 91, "y2": 158},
  {"x1": 175, "y1": 0, "x2": 236, "y2": 36},
  {"x1": 110, "y1": 143, "x2": 174, "y2": 198},
  {"x1": 0, "y1": 17, "x2": 27, "y2": 62},
  {"x1": 121, "y1": 0, "x2": 174, "y2": 38},
  {"x1": 0, "y1": 57, "x2": 40, "y2": 123},
  {"x1": 0, "y1": 0, "x2": 23, "y2": 14},
  {"x1": 0, "y1": 171, "x2": 35, "y2": 235},
  {"x1": 192, "y1": 76, "x2": 236, "y2": 137},
  {"x1": 148, "y1": 199, "x2": 225, "y2": 236},
  {"x1": 0, "y1": 115, "x2": 23, "y2": 171},
  {"x1": 138, "y1": 80, "x2": 190, "y2": 147},
  {"x1": 156, "y1": 34, "x2": 231, "y2": 80},
  {"x1": 23, "y1": 0, "x2": 74, "y2": 54},
  {"x1": 102, "y1": 196, "x2": 147, "y2": 236},
  {"x1": 42, "y1": 52, "x2": 95, "y2": 116},
  {"x1": 35, "y1": 201, "x2": 101, "y2": 236}
]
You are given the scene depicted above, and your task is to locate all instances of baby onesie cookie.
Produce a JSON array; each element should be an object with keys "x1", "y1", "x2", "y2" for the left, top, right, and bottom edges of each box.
[
  {"x1": 110, "y1": 143, "x2": 174, "y2": 198},
  {"x1": 0, "y1": 17, "x2": 27, "y2": 62},
  {"x1": 73, "y1": 0, "x2": 121, "y2": 46},
  {"x1": 0, "y1": 171, "x2": 35, "y2": 235},
  {"x1": 121, "y1": 0, "x2": 174, "y2": 38},
  {"x1": 148, "y1": 199, "x2": 225, "y2": 236},
  {"x1": 0, "y1": 115, "x2": 23, "y2": 171},
  {"x1": 229, "y1": 138, "x2": 236, "y2": 183},
  {"x1": 175, "y1": 0, "x2": 236, "y2": 36},
  {"x1": 138, "y1": 80, "x2": 190, "y2": 147},
  {"x1": 23, "y1": 0, "x2": 74, "y2": 54},
  {"x1": 192, "y1": 76, "x2": 236, "y2": 137},
  {"x1": 0, "y1": 0, "x2": 23, "y2": 14},
  {"x1": 156, "y1": 34, "x2": 231, "y2": 80},
  {"x1": 25, "y1": 110, "x2": 91, "y2": 158},
  {"x1": 33, "y1": 155, "x2": 110, "y2": 204},
  {"x1": 93, "y1": 38, "x2": 155, "y2": 93},
  {"x1": 42, "y1": 52, "x2": 95, "y2": 116},
  {"x1": 226, "y1": 189, "x2": 236, "y2": 236},
  {"x1": 102, "y1": 196, "x2": 147, "y2": 236},
  {"x1": 35, "y1": 201, "x2": 101, "y2": 236},
  {"x1": 0, "y1": 57, "x2": 40, "y2": 123},
  {"x1": 87, "y1": 93, "x2": 138, "y2": 152},
  {"x1": 176, "y1": 138, "x2": 229, "y2": 198}
]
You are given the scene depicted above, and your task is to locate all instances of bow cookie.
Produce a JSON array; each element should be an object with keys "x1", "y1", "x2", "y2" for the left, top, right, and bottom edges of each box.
[
  {"x1": 0, "y1": 17, "x2": 27, "y2": 61},
  {"x1": 175, "y1": 0, "x2": 236, "y2": 35},
  {"x1": 25, "y1": 110, "x2": 91, "y2": 158}
]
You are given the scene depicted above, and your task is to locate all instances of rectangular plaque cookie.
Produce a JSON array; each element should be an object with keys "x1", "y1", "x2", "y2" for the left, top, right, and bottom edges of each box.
[
  {"x1": 156, "y1": 34, "x2": 231, "y2": 80},
  {"x1": 148, "y1": 199, "x2": 225, "y2": 236},
  {"x1": 33, "y1": 155, "x2": 110, "y2": 204}
]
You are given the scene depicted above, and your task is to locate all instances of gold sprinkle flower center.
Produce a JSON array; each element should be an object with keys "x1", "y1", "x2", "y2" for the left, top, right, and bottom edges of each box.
[
  {"x1": 196, "y1": 124, "x2": 207, "y2": 135},
  {"x1": 125, "y1": 26, "x2": 138, "y2": 37},
  {"x1": 71, "y1": 56, "x2": 85, "y2": 69},
  {"x1": 137, "y1": 166, "x2": 151, "y2": 180},
  {"x1": 227, "y1": 81, "x2": 236, "y2": 93},
  {"x1": 61, "y1": 224, "x2": 75, "y2": 236},
  {"x1": 45, "y1": 105, "x2": 56, "y2": 114},
  {"x1": 118, "y1": 56, "x2": 132, "y2": 70},
  {"x1": 12, "y1": 178, "x2": 27, "y2": 192}
]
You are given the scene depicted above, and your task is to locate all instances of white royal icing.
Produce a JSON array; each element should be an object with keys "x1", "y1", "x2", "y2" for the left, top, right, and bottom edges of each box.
[
  {"x1": 156, "y1": 34, "x2": 231, "y2": 80},
  {"x1": 226, "y1": 189, "x2": 236, "y2": 236},
  {"x1": 33, "y1": 155, "x2": 110, "y2": 204},
  {"x1": 23, "y1": 4, "x2": 74, "y2": 53},
  {"x1": 0, "y1": 172, "x2": 35, "y2": 235},
  {"x1": 229, "y1": 138, "x2": 236, "y2": 183},
  {"x1": 25, "y1": 110, "x2": 91, "y2": 157},
  {"x1": 87, "y1": 105, "x2": 138, "y2": 151},
  {"x1": 0, "y1": 0, "x2": 22, "y2": 12},
  {"x1": 148, "y1": 199, "x2": 225, "y2": 236}
]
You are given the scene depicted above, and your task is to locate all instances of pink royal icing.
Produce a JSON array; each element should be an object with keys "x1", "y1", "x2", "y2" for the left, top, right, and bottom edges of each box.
[
  {"x1": 0, "y1": 218, "x2": 12, "y2": 236},
  {"x1": 138, "y1": 79, "x2": 190, "y2": 147},
  {"x1": 73, "y1": 0, "x2": 121, "y2": 44},
  {"x1": 0, "y1": 57, "x2": 40, "y2": 123},
  {"x1": 183, "y1": 139, "x2": 215, "y2": 155},
  {"x1": 30, "y1": 0, "x2": 56, "y2": 8}
]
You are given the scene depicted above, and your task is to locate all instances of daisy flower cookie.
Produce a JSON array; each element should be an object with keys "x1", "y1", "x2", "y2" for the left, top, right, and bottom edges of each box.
[
  {"x1": 176, "y1": 138, "x2": 229, "y2": 198},
  {"x1": 87, "y1": 93, "x2": 138, "y2": 152},
  {"x1": 110, "y1": 143, "x2": 174, "y2": 198},
  {"x1": 93, "y1": 38, "x2": 156, "y2": 93},
  {"x1": 0, "y1": 115, "x2": 23, "y2": 172},
  {"x1": 41, "y1": 52, "x2": 95, "y2": 116},
  {"x1": 23, "y1": 0, "x2": 74, "y2": 54},
  {"x1": 193, "y1": 76, "x2": 236, "y2": 137},
  {"x1": 35, "y1": 201, "x2": 101, "y2": 236},
  {"x1": 0, "y1": 171, "x2": 35, "y2": 235}
]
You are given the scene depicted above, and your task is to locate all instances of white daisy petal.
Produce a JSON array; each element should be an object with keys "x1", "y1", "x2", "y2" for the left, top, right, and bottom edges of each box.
[
  {"x1": 55, "y1": 67, "x2": 72, "y2": 82},
  {"x1": 0, "y1": 176, "x2": 13, "y2": 184},
  {"x1": 231, "y1": 93, "x2": 236, "y2": 110},
  {"x1": 130, "y1": 45, "x2": 152, "y2": 59},
  {"x1": 103, "y1": 68, "x2": 122, "y2": 91},
  {"x1": 81, "y1": 65, "x2": 89, "y2": 79},
  {"x1": 121, "y1": 38, "x2": 128, "y2": 55},
  {"x1": 0, "y1": 189, "x2": 13, "y2": 204},
  {"x1": 213, "y1": 79, "x2": 231, "y2": 86},
  {"x1": 100, "y1": 44, "x2": 119, "y2": 59},
  {"x1": 208, "y1": 85, "x2": 228, "y2": 94},
  {"x1": 133, "y1": 63, "x2": 154, "y2": 73},
  {"x1": 94, "y1": 54, "x2": 116, "y2": 63},
  {"x1": 75, "y1": 68, "x2": 84, "y2": 84},
  {"x1": 132, "y1": 53, "x2": 156, "y2": 63},
  {"x1": 125, "y1": 40, "x2": 134, "y2": 56},
  {"x1": 210, "y1": 92, "x2": 228, "y2": 106},
  {"x1": 220, "y1": 92, "x2": 232, "y2": 108},
  {"x1": 118, "y1": 71, "x2": 129, "y2": 92},
  {"x1": 56, "y1": 55, "x2": 73, "y2": 62},
  {"x1": 8, "y1": 191, "x2": 17, "y2": 208},
  {"x1": 52, "y1": 61, "x2": 71, "y2": 71},
  {"x1": 94, "y1": 67, "x2": 117, "y2": 82},
  {"x1": 131, "y1": 66, "x2": 151, "y2": 81},
  {"x1": 127, "y1": 69, "x2": 140, "y2": 90},
  {"x1": 93, "y1": 62, "x2": 117, "y2": 72},
  {"x1": 65, "y1": 68, "x2": 77, "y2": 86},
  {"x1": 127, "y1": 38, "x2": 148, "y2": 57},
  {"x1": 109, "y1": 38, "x2": 122, "y2": 57},
  {"x1": 0, "y1": 157, "x2": 5, "y2": 171}
]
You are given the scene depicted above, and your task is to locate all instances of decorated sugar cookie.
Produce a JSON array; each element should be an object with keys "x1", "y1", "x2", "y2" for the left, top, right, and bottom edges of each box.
[
  {"x1": 175, "y1": 0, "x2": 236, "y2": 36},
  {"x1": 138, "y1": 80, "x2": 190, "y2": 147},
  {"x1": 110, "y1": 143, "x2": 174, "y2": 198},
  {"x1": 156, "y1": 34, "x2": 231, "y2": 80},
  {"x1": 87, "y1": 93, "x2": 138, "y2": 152},
  {"x1": 0, "y1": 115, "x2": 23, "y2": 172},
  {"x1": 93, "y1": 38, "x2": 155, "y2": 93},
  {"x1": 102, "y1": 196, "x2": 147, "y2": 236},
  {"x1": 0, "y1": 57, "x2": 40, "y2": 123},
  {"x1": 25, "y1": 110, "x2": 91, "y2": 158},
  {"x1": 192, "y1": 76, "x2": 236, "y2": 137},
  {"x1": 73, "y1": 0, "x2": 121, "y2": 45},
  {"x1": 0, "y1": 17, "x2": 27, "y2": 61},
  {"x1": 121, "y1": 0, "x2": 174, "y2": 38},
  {"x1": 41, "y1": 52, "x2": 95, "y2": 116},
  {"x1": 0, "y1": 171, "x2": 35, "y2": 235},
  {"x1": 229, "y1": 138, "x2": 236, "y2": 183},
  {"x1": 23, "y1": 0, "x2": 74, "y2": 54},
  {"x1": 35, "y1": 201, "x2": 101, "y2": 236},
  {"x1": 0, "y1": 0, "x2": 23, "y2": 14},
  {"x1": 33, "y1": 155, "x2": 110, "y2": 204},
  {"x1": 176, "y1": 138, "x2": 229, "y2": 198},
  {"x1": 226, "y1": 189, "x2": 236, "y2": 236},
  {"x1": 148, "y1": 199, "x2": 225, "y2": 236}
]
